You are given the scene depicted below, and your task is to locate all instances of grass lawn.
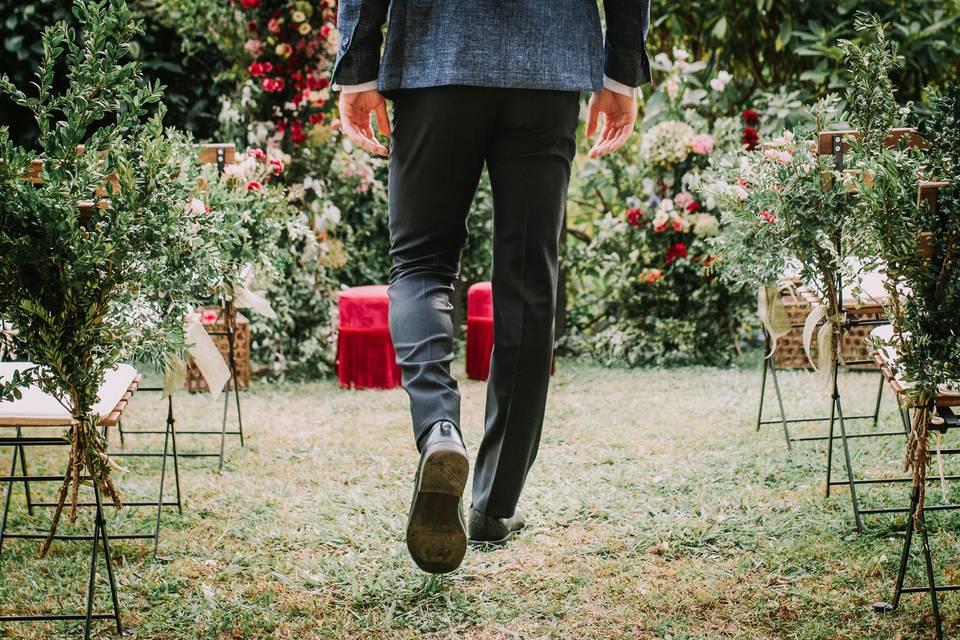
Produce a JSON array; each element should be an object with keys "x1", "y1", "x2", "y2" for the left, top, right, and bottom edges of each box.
[{"x1": 1, "y1": 360, "x2": 958, "y2": 639}]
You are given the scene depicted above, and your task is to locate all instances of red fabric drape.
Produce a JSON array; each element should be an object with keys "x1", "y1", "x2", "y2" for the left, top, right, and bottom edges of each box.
[{"x1": 337, "y1": 285, "x2": 402, "y2": 389}]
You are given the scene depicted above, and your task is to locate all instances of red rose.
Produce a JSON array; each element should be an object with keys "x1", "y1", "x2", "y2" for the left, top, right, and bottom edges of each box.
[
  {"x1": 248, "y1": 62, "x2": 264, "y2": 77},
  {"x1": 240, "y1": 0, "x2": 259, "y2": 8},
  {"x1": 318, "y1": 77, "x2": 330, "y2": 89},
  {"x1": 665, "y1": 242, "x2": 688, "y2": 265},
  {"x1": 269, "y1": 159, "x2": 284, "y2": 176},
  {"x1": 687, "y1": 201, "x2": 701, "y2": 213},
  {"x1": 320, "y1": 23, "x2": 333, "y2": 39},
  {"x1": 626, "y1": 208, "x2": 643, "y2": 227},
  {"x1": 247, "y1": 180, "x2": 263, "y2": 192},
  {"x1": 309, "y1": 113, "x2": 325, "y2": 125},
  {"x1": 250, "y1": 148, "x2": 266, "y2": 160},
  {"x1": 742, "y1": 126, "x2": 760, "y2": 150},
  {"x1": 741, "y1": 109, "x2": 760, "y2": 125},
  {"x1": 276, "y1": 120, "x2": 287, "y2": 133},
  {"x1": 291, "y1": 120, "x2": 306, "y2": 144}
]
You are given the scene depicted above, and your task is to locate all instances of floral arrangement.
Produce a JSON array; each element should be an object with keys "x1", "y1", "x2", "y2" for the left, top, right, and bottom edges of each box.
[
  {"x1": 226, "y1": 0, "x2": 338, "y2": 150},
  {"x1": 565, "y1": 49, "x2": 753, "y2": 366},
  {"x1": 844, "y1": 16, "x2": 960, "y2": 524},
  {"x1": 702, "y1": 95, "x2": 874, "y2": 375},
  {"x1": 0, "y1": 0, "x2": 223, "y2": 550},
  {"x1": 197, "y1": 146, "x2": 299, "y2": 300}
]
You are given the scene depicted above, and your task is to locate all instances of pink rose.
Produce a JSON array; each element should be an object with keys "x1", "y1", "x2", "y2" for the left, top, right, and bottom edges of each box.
[
  {"x1": 247, "y1": 180, "x2": 264, "y2": 192},
  {"x1": 244, "y1": 39, "x2": 264, "y2": 57},
  {"x1": 673, "y1": 191, "x2": 695, "y2": 209},
  {"x1": 691, "y1": 133, "x2": 715, "y2": 155}
]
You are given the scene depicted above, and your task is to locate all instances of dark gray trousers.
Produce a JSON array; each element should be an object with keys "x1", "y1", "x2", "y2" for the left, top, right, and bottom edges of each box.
[{"x1": 386, "y1": 86, "x2": 579, "y2": 519}]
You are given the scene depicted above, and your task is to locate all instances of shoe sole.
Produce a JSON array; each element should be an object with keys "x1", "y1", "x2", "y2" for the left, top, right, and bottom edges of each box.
[{"x1": 406, "y1": 444, "x2": 469, "y2": 574}]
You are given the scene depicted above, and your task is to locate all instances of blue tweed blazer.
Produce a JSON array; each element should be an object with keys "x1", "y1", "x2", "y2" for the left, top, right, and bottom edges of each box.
[{"x1": 331, "y1": 1, "x2": 652, "y2": 93}]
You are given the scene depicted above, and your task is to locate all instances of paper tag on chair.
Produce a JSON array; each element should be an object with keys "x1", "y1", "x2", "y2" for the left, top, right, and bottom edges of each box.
[
  {"x1": 233, "y1": 285, "x2": 277, "y2": 319},
  {"x1": 161, "y1": 354, "x2": 188, "y2": 398},
  {"x1": 185, "y1": 315, "x2": 231, "y2": 398}
]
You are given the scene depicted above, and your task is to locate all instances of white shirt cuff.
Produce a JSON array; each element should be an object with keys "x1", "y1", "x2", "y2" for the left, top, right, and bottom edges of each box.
[
  {"x1": 603, "y1": 76, "x2": 641, "y2": 99},
  {"x1": 335, "y1": 80, "x2": 379, "y2": 94}
]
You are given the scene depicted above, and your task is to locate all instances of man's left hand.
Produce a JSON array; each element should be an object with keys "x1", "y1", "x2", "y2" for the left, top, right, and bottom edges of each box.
[{"x1": 586, "y1": 89, "x2": 638, "y2": 158}]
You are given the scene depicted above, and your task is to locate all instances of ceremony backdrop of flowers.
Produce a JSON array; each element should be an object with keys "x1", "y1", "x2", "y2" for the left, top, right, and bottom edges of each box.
[{"x1": 564, "y1": 50, "x2": 754, "y2": 366}]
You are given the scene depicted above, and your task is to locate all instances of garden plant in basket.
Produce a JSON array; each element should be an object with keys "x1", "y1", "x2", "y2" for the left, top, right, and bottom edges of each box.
[{"x1": 0, "y1": 0, "x2": 222, "y2": 553}]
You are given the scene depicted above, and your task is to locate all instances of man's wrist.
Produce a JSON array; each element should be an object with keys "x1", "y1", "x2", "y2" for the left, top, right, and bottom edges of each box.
[
  {"x1": 335, "y1": 79, "x2": 379, "y2": 94},
  {"x1": 603, "y1": 75, "x2": 640, "y2": 99}
]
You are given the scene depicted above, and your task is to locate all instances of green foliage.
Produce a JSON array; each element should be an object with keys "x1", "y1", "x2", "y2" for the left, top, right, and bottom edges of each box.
[
  {"x1": 650, "y1": 0, "x2": 960, "y2": 100},
  {"x1": 566, "y1": 52, "x2": 752, "y2": 366},
  {"x1": 850, "y1": 22, "x2": 960, "y2": 516},
  {"x1": 704, "y1": 98, "x2": 867, "y2": 316},
  {"x1": 0, "y1": 0, "x2": 222, "y2": 543},
  {"x1": 0, "y1": 0, "x2": 230, "y2": 147}
]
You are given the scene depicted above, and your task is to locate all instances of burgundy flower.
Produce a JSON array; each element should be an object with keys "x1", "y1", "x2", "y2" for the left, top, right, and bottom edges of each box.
[
  {"x1": 665, "y1": 242, "x2": 688, "y2": 265},
  {"x1": 741, "y1": 109, "x2": 760, "y2": 126},
  {"x1": 742, "y1": 126, "x2": 760, "y2": 150}
]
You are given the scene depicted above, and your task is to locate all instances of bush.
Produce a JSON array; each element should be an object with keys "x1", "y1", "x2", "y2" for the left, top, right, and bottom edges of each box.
[
  {"x1": 649, "y1": 0, "x2": 960, "y2": 100},
  {"x1": 0, "y1": 0, "x2": 231, "y2": 147},
  {"x1": 565, "y1": 50, "x2": 753, "y2": 366}
]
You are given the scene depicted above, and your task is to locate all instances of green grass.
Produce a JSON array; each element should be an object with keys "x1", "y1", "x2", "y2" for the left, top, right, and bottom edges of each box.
[{"x1": 1, "y1": 360, "x2": 958, "y2": 639}]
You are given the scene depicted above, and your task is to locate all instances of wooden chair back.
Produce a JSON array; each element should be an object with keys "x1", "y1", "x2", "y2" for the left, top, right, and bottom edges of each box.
[{"x1": 817, "y1": 128, "x2": 924, "y2": 170}]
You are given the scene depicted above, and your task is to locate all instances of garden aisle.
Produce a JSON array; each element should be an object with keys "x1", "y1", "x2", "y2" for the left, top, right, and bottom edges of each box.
[{"x1": 1, "y1": 362, "x2": 952, "y2": 639}]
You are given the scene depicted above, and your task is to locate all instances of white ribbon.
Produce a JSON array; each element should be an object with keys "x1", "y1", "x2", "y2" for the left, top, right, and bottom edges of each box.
[
  {"x1": 161, "y1": 354, "x2": 188, "y2": 398},
  {"x1": 185, "y1": 315, "x2": 231, "y2": 398},
  {"x1": 233, "y1": 285, "x2": 277, "y2": 319},
  {"x1": 757, "y1": 283, "x2": 792, "y2": 358},
  {"x1": 802, "y1": 305, "x2": 827, "y2": 371}
]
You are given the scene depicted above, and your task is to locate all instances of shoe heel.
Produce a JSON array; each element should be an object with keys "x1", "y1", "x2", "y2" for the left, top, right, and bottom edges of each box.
[{"x1": 418, "y1": 447, "x2": 468, "y2": 495}]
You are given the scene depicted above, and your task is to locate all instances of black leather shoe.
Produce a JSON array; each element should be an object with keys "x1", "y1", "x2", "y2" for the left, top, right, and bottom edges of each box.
[
  {"x1": 406, "y1": 421, "x2": 469, "y2": 573},
  {"x1": 467, "y1": 506, "x2": 526, "y2": 548}
]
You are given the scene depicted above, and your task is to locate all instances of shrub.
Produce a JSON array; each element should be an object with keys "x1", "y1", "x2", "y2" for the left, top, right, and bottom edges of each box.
[
  {"x1": 565, "y1": 50, "x2": 753, "y2": 366},
  {"x1": 0, "y1": 0, "x2": 223, "y2": 547}
]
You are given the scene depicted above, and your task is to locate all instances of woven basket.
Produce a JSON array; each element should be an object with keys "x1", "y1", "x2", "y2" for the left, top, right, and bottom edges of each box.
[
  {"x1": 186, "y1": 307, "x2": 251, "y2": 392},
  {"x1": 772, "y1": 289, "x2": 877, "y2": 371}
]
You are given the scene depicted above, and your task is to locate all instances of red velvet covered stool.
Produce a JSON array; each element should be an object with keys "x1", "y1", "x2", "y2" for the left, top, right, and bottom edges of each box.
[
  {"x1": 337, "y1": 285, "x2": 402, "y2": 389},
  {"x1": 466, "y1": 281, "x2": 557, "y2": 381},
  {"x1": 466, "y1": 282, "x2": 495, "y2": 381}
]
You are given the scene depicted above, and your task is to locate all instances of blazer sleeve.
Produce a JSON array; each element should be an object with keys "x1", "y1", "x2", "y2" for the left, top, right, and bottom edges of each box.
[
  {"x1": 331, "y1": 0, "x2": 390, "y2": 86},
  {"x1": 602, "y1": 0, "x2": 653, "y2": 88}
]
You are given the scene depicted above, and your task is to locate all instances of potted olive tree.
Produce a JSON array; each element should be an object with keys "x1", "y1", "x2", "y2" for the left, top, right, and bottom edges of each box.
[{"x1": 0, "y1": 0, "x2": 223, "y2": 552}]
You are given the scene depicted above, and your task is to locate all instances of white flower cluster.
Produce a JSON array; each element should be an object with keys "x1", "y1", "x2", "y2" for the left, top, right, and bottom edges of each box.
[{"x1": 640, "y1": 120, "x2": 696, "y2": 169}]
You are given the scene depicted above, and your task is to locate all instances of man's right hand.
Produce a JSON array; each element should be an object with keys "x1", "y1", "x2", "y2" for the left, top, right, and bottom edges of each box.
[{"x1": 339, "y1": 89, "x2": 392, "y2": 156}]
